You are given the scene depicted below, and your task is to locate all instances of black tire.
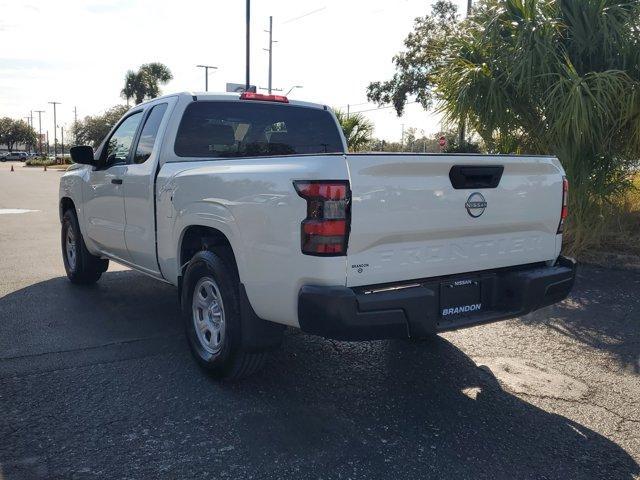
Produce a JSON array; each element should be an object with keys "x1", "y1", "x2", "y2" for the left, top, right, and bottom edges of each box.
[
  {"x1": 181, "y1": 250, "x2": 268, "y2": 380},
  {"x1": 61, "y1": 208, "x2": 109, "y2": 285}
]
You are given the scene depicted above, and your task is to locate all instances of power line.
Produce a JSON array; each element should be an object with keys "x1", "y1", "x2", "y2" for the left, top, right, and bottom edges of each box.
[
  {"x1": 283, "y1": 6, "x2": 326, "y2": 24},
  {"x1": 338, "y1": 101, "x2": 369, "y2": 110},
  {"x1": 347, "y1": 101, "x2": 419, "y2": 115}
]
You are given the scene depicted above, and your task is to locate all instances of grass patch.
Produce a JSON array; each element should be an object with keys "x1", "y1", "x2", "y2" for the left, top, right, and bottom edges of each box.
[{"x1": 569, "y1": 173, "x2": 640, "y2": 259}]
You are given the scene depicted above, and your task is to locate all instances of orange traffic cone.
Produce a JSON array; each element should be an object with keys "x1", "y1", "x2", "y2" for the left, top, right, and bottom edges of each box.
[{"x1": 10, "y1": 164, "x2": 14, "y2": 172}]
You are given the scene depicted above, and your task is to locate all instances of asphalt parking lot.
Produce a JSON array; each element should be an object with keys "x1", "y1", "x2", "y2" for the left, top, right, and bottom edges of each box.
[{"x1": 1, "y1": 161, "x2": 639, "y2": 479}]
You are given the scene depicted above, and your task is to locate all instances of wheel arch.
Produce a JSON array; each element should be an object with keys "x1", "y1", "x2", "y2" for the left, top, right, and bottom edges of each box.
[
  {"x1": 59, "y1": 197, "x2": 76, "y2": 223},
  {"x1": 178, "y1": 225, "x2": 240, "y2": 279}
]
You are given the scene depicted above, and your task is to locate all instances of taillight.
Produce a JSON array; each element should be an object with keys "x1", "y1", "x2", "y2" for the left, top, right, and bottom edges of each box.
[
  {"x1": 240, "y1": 92, "x2": 289, "y2": 103},
  {"x1": 558, "y1": 176, "x2": 569, "y2": 234},
  {"x1": 294, "y1": 180, "x2": 351, "y2": 256}
]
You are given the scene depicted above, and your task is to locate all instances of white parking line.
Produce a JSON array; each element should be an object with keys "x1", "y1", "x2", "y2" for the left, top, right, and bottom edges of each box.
[{"x1": 0, "y1": 209, "x2": 40, "y2": 215}]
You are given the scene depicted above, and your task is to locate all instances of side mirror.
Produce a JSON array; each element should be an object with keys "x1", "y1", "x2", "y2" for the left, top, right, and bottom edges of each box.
[{"x1": 70, "y1": 145, "x2": 96, "y2": 166}]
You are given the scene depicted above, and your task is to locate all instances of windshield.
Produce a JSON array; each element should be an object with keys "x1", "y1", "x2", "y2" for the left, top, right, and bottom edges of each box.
[{"x1": 174, "y1": 101, "x2": 344, "y2": 158}]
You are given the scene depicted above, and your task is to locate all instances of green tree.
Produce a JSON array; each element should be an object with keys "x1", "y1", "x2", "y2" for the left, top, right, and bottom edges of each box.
[
  {"x1": 436, "y1": 0, "x2": 640, "y2": 253},
  {"x1": 121, "y1": 63, "x2": 173, "y2": 105},
  {"x1": 366, "y1": 1, "x2": 459, "y2": 115},
  {"x1": 0, "y1": 117, "x2": 37, "y2": 151},
  {"x1": 76, "y1": 105, "x2": 130, "y2": 147},
  {"x1": 334, "y1": 109, "x2": 374, "y2": 152}
]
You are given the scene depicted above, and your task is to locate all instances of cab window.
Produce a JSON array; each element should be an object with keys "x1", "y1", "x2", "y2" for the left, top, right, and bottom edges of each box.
[
  {"x1": 104, "y1": 112, "x2": 143, "y2": 164},
  {"x1": 133, "y1": 104, "x2": 168, "y2": 164},
  {"x1": 174, "y1": 101, "x2": 344, "y2": 158}
]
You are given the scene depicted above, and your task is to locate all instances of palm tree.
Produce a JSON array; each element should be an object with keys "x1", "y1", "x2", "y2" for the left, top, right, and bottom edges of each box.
[
  {"x1": 121, "y1": 63, "x2": 173, "y2": 105},
  {"x1": 436, "y1": 0, "x2": 640, "y2": 253},
  {"x1": 334, "y1": 109, "x2": 374, "y2": 152}
]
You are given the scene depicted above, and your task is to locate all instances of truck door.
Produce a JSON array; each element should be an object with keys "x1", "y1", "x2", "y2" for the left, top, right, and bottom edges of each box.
[
  {"x1": 83, "y1": 111, "x2": 143, "y2": 262},
  {"x1": 122, "y1": 102, "x2": 170, "y2": 275}
]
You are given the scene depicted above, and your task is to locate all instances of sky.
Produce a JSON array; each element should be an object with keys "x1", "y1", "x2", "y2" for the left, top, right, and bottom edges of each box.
[{"x1": 0, "y1": 0, "x2": 469, "y2": 141}]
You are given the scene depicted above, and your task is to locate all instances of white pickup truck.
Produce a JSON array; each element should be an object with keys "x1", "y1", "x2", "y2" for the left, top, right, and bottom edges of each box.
[{"x1": 60, "y1": 92, "x2": 575, "y2": 379}]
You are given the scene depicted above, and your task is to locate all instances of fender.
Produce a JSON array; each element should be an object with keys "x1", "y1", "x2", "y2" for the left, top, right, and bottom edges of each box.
[
  {"x1": 59, "y1": 165, "x2": 99, "y2": 253},
  {"x1": 165, "y1": 201, "x2": 248, "y2": 287}
]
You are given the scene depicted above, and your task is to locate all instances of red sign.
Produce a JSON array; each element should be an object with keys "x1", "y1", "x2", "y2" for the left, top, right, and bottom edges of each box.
[{"x1": 439, "y1": 136, "x2": 447, "y2": 147}]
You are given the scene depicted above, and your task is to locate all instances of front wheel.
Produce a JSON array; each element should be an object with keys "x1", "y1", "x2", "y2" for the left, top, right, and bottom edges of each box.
[
  {"x1": 182, "y1": 250, "x2": 269, "y2": 380},
  {"x1": 61, "y1": 209, "x2": 109, "y2": 284}
]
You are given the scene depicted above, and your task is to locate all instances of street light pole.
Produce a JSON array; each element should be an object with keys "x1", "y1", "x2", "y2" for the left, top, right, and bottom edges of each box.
[
  {"x1": 246, "y1": 0, "x2": 251, "y2": 91},
  {"x1": 196, "y1": 65, "x2": 218, "y2": 92},
  {"x1": 49, "y1": 101, "x2": 60, "y2": 157},
  {"x1": 74, "y1": 106, "x2": 78, "y2": 145},
  {"x1": 285, "y1": 85, "x2": 303, "y2": 96},
  {"x1": 34, "y1": 110, "x2": 45, "y2": 155}
]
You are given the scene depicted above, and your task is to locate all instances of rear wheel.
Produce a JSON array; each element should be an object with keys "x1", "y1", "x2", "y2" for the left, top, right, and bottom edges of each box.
[
  {"x1": 182, "y1": 250, "x2": 268, "y2": 380},
  {"x1": 61, "y1": 209, "x2": 109, "y2": 284}
]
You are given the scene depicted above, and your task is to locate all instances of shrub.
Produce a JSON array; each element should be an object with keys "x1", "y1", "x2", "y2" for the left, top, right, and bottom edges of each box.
[{"x1": 25, "y1": 157, "x2": 73, "y2": 167}]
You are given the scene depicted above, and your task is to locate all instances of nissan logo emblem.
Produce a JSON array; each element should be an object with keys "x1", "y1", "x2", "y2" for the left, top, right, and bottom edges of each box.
[{"x1": 465, "y1": 192, "x2": 487, "y2": 218}]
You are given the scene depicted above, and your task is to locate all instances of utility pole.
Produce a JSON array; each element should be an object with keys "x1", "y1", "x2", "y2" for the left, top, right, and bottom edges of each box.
[
  {"x1": 196, "y1": 65, "x2": 218, "y2": 92},
  {"x1": 401, "y1": 124, "x2": 405, "y2": 150},
  {"x1": 459, "y1": 0, "x2": 472, "y2": 147},
  {"x1": 34, "y1": 110, "x2": 45, "y2": 155},
  {"x1": 264, "y1": 16, "x2": 276, "y2": 94},
  {"x1": 60, "y1": 126, "x2": 64, "y2": 158},
  {"x1": 23, "y1": 117, "x2": 31, "y2": 152},
  {"x1": 346, "y1": 104, "x2": 350, "y2": 119},
  {"x1": 49, "y1": 101, "x2": 60, "y2": 157},
  {"x1": 246, "y1": 0, "x2": 251, "y2": 91}
]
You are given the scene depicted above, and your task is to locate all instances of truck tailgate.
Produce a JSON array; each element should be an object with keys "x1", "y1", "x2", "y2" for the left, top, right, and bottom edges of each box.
[{"x1": 345, "y1": 154, "x2": 563, "y2": 287}]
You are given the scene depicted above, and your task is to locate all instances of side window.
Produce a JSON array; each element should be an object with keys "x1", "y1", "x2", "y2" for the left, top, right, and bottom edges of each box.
[
  {"x1": 104, "y1": 112, "x2": 143, "y2": 164},
  {"x1": 133, "y1": 103, "x2": 168, "y2": 164}
]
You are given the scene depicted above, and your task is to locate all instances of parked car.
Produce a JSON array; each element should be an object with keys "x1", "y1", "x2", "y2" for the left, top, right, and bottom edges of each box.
[
  {"x1": 1, "y1": 152, "x2": 28, "y2": 161},
  {"x1": 59, "y1": 91, "x2": 575, "y2": 380}
]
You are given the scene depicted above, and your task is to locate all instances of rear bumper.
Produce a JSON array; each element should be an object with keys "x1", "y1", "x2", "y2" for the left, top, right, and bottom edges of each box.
[{"x1": 298, "y1": 256, "x2": 576, "y2": 340}]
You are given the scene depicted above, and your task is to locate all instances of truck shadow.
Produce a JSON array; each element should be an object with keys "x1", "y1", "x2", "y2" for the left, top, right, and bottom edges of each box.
[
  {"x1": 520, "y1": 264, "x2": 640, "y2": 373},
  {"x1": 0, "y1": 270, "x2": 638, "y2": 479},
  {"x1": 236, "y1": 332, "x2": 640, "y2": 479}
]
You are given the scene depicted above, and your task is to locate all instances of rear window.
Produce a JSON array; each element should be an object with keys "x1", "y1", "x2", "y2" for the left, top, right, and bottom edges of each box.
[{"x1": 174, "y1": 101, "x2": 344, "y2": 158}]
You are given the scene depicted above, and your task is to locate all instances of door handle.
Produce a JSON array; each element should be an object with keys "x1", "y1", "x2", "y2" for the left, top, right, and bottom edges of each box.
[{"x1": 111, "y1": 179, "x2": 123, "y2": 185}]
